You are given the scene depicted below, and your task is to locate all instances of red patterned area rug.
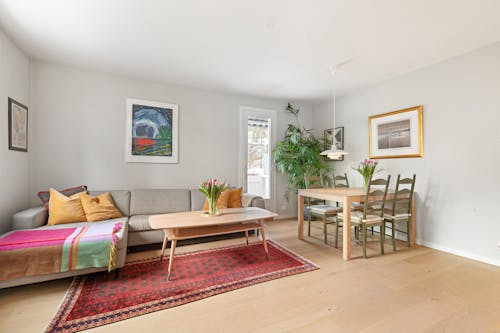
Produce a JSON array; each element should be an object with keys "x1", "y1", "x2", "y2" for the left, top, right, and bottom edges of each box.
[{"x1": 46, "y1": 240, "x2": 319, "y2": 332}]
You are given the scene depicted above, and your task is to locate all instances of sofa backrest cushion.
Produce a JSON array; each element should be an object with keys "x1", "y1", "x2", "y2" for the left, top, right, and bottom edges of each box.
[
  {"x1": 190, "y1": 189, "x2": 206, "y2": 211},
  {"x1": 88, "y1": 190, "x2": 131, "y2": 216},
  {"x1": 130, "y1": 189, "x2": 190, "y2": 215}
]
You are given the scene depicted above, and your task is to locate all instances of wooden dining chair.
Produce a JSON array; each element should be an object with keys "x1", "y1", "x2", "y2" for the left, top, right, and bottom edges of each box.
[
  {"x1": 384, "y1": 174, "x2": 416, "y2": 251},
  {"x1": 305, "y1": 174, "x2": 342, "y2": 244},
  {"x1": 304, "y1": 175, "x2": 325, "y2": 206},
  {"x1": 333, "y1": 173, "x2": 349, "y2": 188},
  {"x1": 336, "y1": 175, "x2": 391, "y2": 258},
  {"x1": 332, "y1": 172, "x2": 364, "y2": 212}
]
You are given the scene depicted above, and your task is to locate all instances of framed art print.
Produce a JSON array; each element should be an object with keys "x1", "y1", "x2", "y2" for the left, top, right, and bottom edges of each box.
[
  {"x1": 8, "y1": 98, "x2": 28, "y2": 152},
  {"x1": 369, "y1": 106, "x2": 423, "y2": 159},
  {"x1": 125, "y1": 98, "x2": 179, "y2": 163},
  {"x1": 324, "y1": 126, "x2": 344, "y2": 161}
]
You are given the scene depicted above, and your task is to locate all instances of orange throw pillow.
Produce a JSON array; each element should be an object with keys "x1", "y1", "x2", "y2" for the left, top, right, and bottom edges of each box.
[
  {"x1": 202, "y1": 188, "x2": 243, "y2": 210},
  {"x1": 47, "y1": 188, "x2": 87, "y2": 225},
  {"x1": 80, "y1": 192, "x2": 123, "y2": 222},
  {"x1": 202, "y1": 190, "x2": 230, "y2": 210},
  {"x1": 227, "y1": 187, "x2": 243, "y2": 208}
]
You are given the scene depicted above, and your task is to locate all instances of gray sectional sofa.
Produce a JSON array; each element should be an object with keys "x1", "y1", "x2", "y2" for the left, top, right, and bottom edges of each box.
[{"x1": 1, "y1": 188, "x2": 264, "y2": 288}]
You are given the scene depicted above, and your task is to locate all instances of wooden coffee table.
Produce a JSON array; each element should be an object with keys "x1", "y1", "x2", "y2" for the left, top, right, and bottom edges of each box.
[{"x1": 149, "y1": 207, "x2": 278, "y2": 280}]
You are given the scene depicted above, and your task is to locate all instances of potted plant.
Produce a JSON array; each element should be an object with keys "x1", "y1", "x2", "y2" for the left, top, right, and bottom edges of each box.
[{"x1": 273, "y1": 103, "x2": 331, "y2": 200}]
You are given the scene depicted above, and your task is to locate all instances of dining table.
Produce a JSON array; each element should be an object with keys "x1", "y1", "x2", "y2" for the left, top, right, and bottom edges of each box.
[{"x1": 298, "y1": 187, "x2": 416, "y2": 260}]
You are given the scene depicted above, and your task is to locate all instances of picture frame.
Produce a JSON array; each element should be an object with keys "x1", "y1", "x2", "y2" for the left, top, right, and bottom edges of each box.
[
  {"x1": 324, "y1": 126, "x2": 344, "y2": 161},
  {"x1": 8, "y1": 98, "x2": 28, "y2": 152},
  {"x1": 369, "y1": 106, "x2": 423, "y2": 159},
  {"x1": 125, "y1": 98, "x2": 179, "y2": 163}
]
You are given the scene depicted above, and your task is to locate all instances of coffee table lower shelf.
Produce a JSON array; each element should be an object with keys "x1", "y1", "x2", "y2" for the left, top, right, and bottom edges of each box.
[{"x1": 159, "y1": 220, "x2": 269, "y2": 280}]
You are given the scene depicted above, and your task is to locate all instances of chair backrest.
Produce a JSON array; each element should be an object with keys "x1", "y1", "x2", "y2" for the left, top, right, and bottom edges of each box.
[
  {"x1": 362, "y1": 175, "x2": 391, "y2": 219},
  {"x1": 390, "y1": 174, "x2": 416, "y2": 215},
  {"x1": 333, "y1": 173, "x2": 349, "y2": 188},
  {"x1": 304, "y1": 175, "x2": 323, "y2": 189}
]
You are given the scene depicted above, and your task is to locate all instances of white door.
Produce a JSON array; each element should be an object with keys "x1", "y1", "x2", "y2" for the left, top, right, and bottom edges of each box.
[{"x1": 239, "y1": 106, "x2": 276, "y2": 212}]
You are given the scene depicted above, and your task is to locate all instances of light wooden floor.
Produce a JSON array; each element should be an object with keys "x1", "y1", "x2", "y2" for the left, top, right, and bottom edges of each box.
[{"x1": 1, "y1": 219, "x2": 499, "y2": 333}]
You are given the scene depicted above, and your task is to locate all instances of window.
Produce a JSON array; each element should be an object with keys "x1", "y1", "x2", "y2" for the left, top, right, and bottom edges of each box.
[
  {"x1": 247, "y1": 117, "x2": 270, "y2": 199},
  {"x1": 239, "y1": 107, "x2": 276, "y2": 211}
]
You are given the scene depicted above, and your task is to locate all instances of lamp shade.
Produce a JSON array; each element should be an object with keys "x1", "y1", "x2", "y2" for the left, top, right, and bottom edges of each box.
[{"x1": 320, "y1": 145, "x2": 349, "y2": 160}]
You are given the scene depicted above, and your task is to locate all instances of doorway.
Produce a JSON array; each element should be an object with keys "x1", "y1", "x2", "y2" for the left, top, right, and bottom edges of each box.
[{"x1": 239, "y1": 106, "x2": 276, "y2": 212}]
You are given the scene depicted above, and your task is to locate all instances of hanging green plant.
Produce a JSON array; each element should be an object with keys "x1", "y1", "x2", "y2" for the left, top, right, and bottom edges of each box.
[{"x1": 273, "y1": 103, "x2": 331, "y2": 200}]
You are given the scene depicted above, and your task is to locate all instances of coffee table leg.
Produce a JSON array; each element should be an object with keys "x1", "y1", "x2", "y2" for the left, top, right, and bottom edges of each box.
[
  {"x1": 167, "y1": 239, "x2": 177, "y2": 281},
  {"x1": 160, "y1": 230, "x2": 168, "y2": 260},
  {"x1": 259, "y1": 220, "x2": 269, "y2": 260},
  {"x1": 245, "y1": 230, "x2": 249, "y2": 245}
]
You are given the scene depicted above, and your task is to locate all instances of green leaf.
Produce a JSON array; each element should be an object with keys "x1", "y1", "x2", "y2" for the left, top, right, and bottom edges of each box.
[{"x1": 273, "y1": 104, "x2": 332, "y2": 201}]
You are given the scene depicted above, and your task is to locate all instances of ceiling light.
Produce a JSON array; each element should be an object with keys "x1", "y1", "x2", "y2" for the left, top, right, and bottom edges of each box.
[{"x1": 320, "y1": 60, "x2": 353, "y2": 159}]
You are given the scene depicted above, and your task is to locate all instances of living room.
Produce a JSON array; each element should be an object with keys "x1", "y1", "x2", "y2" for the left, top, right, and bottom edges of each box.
[{"x1": 1, "y1": 1, "x2": 499, "y2": 332}]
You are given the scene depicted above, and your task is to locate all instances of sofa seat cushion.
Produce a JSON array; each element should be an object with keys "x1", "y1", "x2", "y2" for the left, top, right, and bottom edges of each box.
[
  {"x1": 37, "y1": 217, "x2": 129, "y2": 250},
  {"x1": 128, "y1": 215, "x2": 152, "y2": 232}
]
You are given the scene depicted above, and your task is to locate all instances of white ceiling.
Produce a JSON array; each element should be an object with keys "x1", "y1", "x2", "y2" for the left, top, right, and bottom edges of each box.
[{"x1": 1, "y1": 0, "x2": 500, "y2": 101}]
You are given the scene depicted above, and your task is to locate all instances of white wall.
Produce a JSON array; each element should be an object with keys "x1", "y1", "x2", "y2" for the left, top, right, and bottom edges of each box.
[
  {"x1": 30, "y1": 61, "x2": 312, "y2": 218},
  {"x1": 0, "y1": 30, "x2": 31, "y2": 234},
  {"x1": 313, "y1": 42, "x2": 500, "y2": 266}
]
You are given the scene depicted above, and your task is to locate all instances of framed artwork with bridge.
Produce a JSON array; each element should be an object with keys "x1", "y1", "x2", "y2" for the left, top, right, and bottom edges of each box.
[{"x1": 125, "y1": 98, "x2": 179, "y2": 163}]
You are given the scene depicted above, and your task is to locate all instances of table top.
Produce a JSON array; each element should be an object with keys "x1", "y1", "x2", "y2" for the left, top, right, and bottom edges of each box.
[
  {"x1": 149, "y1": 207, "x2": 278, "y2": 230},
  {"x1": 300, "y1": 187, "x2": 365, "y2": 196},
  {"x1": 298, "y1": 187, "x2": 404, "y2": 201},
  {"x1": 299, "y1": 187, "x2": 367, "y2": 201}
]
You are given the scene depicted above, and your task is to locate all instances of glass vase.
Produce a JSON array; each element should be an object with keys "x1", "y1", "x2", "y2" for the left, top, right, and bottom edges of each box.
[
  {"x1": 207, "y1": 197, "x2": 219, "y2": 216},
  {"x1": 363, "y1": 176, "x2": 370, "y2": 192}
]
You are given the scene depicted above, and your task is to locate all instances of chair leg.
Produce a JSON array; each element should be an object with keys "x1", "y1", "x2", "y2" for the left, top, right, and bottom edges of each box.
[
  {"x1": 362, "y1": 224, "x2": 367, "y2": 259},
  {"x1": 335, "y1": 218, "x2": 340, "y2": 248},
  {"x1": 307, "y1": 210, "x2": 311, "y2": 237},
  {"x1": 392, "y1": 221, "x2": 396, "y2": 251},
  {"x1": 380, "y1": 223, "x2": 385, "y2": 255},
  {"x1": 323, "y1": 215, "x2": 327, "y2": 244},
  {"x1": 371, "y1": 226, "x2": 374, "y2": 235},
  {"x1": 406, "y1": 220, "x2": 411, "y2": 248}
]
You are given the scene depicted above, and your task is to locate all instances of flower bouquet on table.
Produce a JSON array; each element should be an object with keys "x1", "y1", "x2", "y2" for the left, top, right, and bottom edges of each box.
[
  {"x1": 353, "y1": 159, "x2": 382, "y2": 191},
  {"x1": 199, "y1": 178, "x2": 229, "y2": 216}
]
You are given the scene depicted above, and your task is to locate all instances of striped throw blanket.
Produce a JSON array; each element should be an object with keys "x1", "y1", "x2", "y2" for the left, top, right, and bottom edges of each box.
[{"x1": 0, "y1": 222, "x2": 122, "y2": 282}]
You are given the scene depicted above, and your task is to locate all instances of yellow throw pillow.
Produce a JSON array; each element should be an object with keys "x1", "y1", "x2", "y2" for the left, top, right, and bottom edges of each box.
[
  {"x1": 47, "y1": 188, "x2": 87, "y2": 225},
  {"x1": 80, "y1": 192, "x2": 123, "y2": 222},
  {"x1": 202, "y1": 190, "x2": 230, "y2": 211},
  {"x1": 227, "y1": 187, "x2": 243, "y2": 208}
]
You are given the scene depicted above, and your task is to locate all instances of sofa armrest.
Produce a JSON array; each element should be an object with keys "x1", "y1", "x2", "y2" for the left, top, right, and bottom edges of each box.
[
  {"x1": 12, "y1": 206, "x2": 48, "y2": 230},
  {"x1": 242, "y1": 193, "x2": 266, "y2": 209}
]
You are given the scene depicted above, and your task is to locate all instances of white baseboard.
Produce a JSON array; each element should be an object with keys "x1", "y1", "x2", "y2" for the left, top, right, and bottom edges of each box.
[
  {"x1": 418, "y1": 239, "x2": 500, "y2": 267},
  {"x1": 272, "y1": 218, "x2": 500, "y2": 268}
]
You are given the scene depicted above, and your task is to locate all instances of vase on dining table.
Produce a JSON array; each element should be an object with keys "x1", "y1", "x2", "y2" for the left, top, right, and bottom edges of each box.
[
  {"x1": 363, "y1": 176, "x2": 370, "y2": 192},
  {"x1": 354, "y1": 159, "x2": 381, "y2": 192}
]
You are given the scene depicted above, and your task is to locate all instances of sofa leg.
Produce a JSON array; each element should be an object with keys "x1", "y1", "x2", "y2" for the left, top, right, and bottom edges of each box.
[{"x1": 114, "y1": 269, "x2": 120, "y2": 279}]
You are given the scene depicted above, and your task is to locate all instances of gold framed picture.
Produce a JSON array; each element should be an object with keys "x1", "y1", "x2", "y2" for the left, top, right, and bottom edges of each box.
[{"x1": 369, "y1": 106, "x2": 423, "y2": 159}]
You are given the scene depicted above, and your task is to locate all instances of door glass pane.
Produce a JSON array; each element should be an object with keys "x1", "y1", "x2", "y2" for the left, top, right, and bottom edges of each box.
[{"x1": 247, "y1": 116, "x2": 270, "y2": 199}]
